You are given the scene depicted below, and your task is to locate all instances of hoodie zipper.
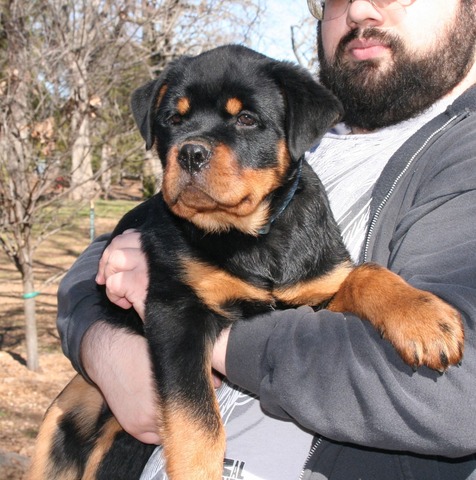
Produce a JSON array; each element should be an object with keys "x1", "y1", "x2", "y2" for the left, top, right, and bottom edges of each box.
[
  {"x1": 363, "y1": 114, "x2": 459, "y2": 263},
  {"x1": 298, "y1": 436, "x2": 323, "y2": 480}
]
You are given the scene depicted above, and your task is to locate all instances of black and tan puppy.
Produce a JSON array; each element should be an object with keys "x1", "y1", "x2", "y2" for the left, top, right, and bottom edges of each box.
[{"x1": 29, "y1": 45, "x2": 464, "y2": 480}]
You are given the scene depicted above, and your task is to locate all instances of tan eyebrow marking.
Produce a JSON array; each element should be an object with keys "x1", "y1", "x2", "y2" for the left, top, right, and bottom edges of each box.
[
  {"x1": 226, "y1": 98, "x2": 243, "y2": 116},
  {"x1": 177, "y1": 96, "x2": 191, "y2": 115}
]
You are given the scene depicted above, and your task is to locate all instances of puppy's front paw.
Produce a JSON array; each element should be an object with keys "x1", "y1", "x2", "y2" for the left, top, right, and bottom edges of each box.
[
  {"x1": 328, "y1": 263, "x2": 464, "y2": 372},
  {"x1": 379, "y1": 292, "x2": 464, "y2": 372}
]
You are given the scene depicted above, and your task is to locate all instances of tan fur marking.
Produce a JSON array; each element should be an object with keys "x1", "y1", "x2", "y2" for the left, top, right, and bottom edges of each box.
[
  {"x1": 161, "y1": 353, "x2": 225, "y2": 480},
  {"x1": 225, "y1": 97, "x2": 243, "y2": 116},
  {"x1": 190, "y1": 201, "x2": 271, "y2": 235},
  {"x1": 328, "y1": 264, "x2": 424, "y2": 324},
  {"x1": 182, "y1": 258, "x2": 273, "y2": 315},
  {"x1": 204, "y1": 144, "x2": 282, "y2": 215},
  {"x1": 276, "y1": 139, "x2": 292, "y2": 177},
  {"x1": 274, "y1": 262, "x2": 353, "y2": 305},
  {"x1": 157, "y1": 85, "x2": 168, "y2": 108},
  {"x1": 82, "y1": 418, "x2": 123, "y2": 480},
  {"x1": 163, "y1": 408, "x2": 225, "y2": 480},
  {"x1": 27, "y1": 402, "x2": 78, "y2": 480},
  {"x1": 329, "y1": 263, "x2": 464, "y2": 370},
  {"x1": 27, "y1": 375, "x2": 104, "y2": 480},
  {"x1": 177, "y1": 96, "x2": 191, "y2": 115}
]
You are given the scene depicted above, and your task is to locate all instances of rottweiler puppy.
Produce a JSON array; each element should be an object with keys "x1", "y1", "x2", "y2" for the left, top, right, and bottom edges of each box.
[{"x1": 29, "y1": 45, "x2": 464, "y2": 480}]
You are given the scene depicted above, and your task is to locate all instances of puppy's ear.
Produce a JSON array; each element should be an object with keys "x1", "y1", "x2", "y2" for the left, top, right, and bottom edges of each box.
[
  {"x1": 131, "y1": 56, "x2": 190, "y2": 150},
  {"x1": 131, "y1": 79, "x2": 162, "y2": 150},
  {"x1": 271, "y1": 62, "x2": 343, "y2": 160}
]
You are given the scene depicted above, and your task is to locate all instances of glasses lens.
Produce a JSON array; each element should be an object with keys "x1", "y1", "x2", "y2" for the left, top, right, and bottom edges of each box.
[
  {"x1": 312, "y1": 0, "x2": 413, "y2": 22},
  {"x1": 372, "y1": 0, "x2": 411, "y2": 18},
  {"x1": 319, "y1": 0, "x2": 350, "y2": 21},
  {"x1": 307, "y1": 0, "x2": 324, "y2": 19}
]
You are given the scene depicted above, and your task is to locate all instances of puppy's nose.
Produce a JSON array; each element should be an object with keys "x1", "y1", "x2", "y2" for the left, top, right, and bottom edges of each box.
[{"x1": 178, "y1": 144, "x2": 211, "y2": 174}]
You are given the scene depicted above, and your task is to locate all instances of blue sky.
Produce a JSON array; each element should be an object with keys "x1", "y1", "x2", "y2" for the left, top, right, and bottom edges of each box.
[{"x1": 250, "y1": 0, "x2": 311, "y2": 61}]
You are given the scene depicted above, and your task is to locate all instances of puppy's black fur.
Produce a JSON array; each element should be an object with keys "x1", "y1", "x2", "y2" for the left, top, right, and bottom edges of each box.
[{"x1": 30, "y1": 45, "x2": 463, "y2": 480}]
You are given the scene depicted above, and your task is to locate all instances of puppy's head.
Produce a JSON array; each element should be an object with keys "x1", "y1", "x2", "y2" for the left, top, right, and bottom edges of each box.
[{"x1": 132, "y1": 45, "x2": 342, "y2": 235}]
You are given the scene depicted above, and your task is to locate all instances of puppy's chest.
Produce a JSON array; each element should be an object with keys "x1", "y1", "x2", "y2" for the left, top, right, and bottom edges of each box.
[
  {"x1": 180, "y1": 256, "x2": 275, "y2": 314},
  {"x1": 178, "y1": 255, "x2": 334, "y2": 317},
  {"x1": 144, "y1": 220, "x2": 339, "y2": 316}
]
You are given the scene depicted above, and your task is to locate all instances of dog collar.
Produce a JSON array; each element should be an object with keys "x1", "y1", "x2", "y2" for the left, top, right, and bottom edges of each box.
[{"x1": 258, "y1": 156, "x2": 303, "y2": 235}]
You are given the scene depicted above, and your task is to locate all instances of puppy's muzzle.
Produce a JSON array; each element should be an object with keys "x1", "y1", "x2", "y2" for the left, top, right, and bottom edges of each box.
[{"x1": 178, "y1": 143, "x2": 211, "y2": 174}]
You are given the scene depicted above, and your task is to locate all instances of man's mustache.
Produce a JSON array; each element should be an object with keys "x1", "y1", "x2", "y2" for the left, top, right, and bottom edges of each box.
[{"x1": 336, "y1": 27, "x2": 400, "y2": 59}]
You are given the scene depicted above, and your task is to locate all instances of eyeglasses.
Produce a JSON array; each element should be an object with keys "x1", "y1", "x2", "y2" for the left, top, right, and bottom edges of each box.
[{"x1": 307, "y1": 0, "x2": 414, "y2": 21}]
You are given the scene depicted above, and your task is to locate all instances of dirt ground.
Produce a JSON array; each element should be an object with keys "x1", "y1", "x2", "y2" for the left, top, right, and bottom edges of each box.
[{"x1": 0, "y1": 180, "x2": 142, "y2": 479}]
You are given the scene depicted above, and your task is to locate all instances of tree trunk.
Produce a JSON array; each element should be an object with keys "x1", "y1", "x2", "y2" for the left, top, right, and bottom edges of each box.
[
  {"x1": 20, "y1": 253, "x2": 39, "y2": 371},
  {"x1": 100, "y1": 143, "x2": 113, "y2": 199},
  {"x1": 68, "y1": 54, "x2": 98, "y2": 202},
  {"x1": 142, "y1": 150, "x2": 163, "y2": 197},
  {"x1": 19, "y1": 244, "x2": 39, "y2": 371},
  {"x1": 70, "y1": 112, "x2": 98, "y2": 201}
]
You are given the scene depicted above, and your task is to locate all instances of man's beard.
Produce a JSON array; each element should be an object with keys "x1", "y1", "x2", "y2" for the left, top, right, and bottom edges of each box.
[{"x1": 318, "y1": 1, "x2": 476, "y2": 131}]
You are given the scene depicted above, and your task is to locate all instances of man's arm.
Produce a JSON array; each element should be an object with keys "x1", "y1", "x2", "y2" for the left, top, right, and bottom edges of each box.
[
  {"x1": 81, "y1": 321, "x2": 160, "y2": 444},
  {"x1": 57, "y1": 231, "x2": 160, "y2": 444}
]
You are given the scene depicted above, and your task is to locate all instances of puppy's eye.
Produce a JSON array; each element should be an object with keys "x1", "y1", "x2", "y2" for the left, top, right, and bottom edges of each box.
[
  {"x1": 168, "y1": 113, "x2": 183, "y2": 125},
  {"x1": 237, "y1": 113, "x2": 257, "y2": 127}
]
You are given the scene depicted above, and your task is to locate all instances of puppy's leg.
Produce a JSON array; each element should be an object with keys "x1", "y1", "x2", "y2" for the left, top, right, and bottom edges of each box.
[
  {"x1": 328, "y1": 263, "x2": 464, "y2": 371},
  {"x1": 84, "y1": 417, "x2": 155, "y2": 480},
  {"x1": 161, "y1": 364, "x2": 224, "y2": 480},
  {"x1": 28, "y1": 375, "x2": 105, "y2": 480},
  {"x1": 147, "y1": 320, "x2": 225, "y2": 480},
  {"x1": 82, "y1": 416, "x2": 122, "y2": 479}
]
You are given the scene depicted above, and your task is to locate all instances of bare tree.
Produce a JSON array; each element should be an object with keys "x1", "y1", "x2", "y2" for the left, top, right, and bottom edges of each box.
[{"x1": 0, "y1": 0, "x2": 62, "y2": 371}]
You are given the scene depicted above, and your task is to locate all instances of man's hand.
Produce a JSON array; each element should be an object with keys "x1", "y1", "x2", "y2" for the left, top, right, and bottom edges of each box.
[{"x1": 96, "y1": 229, "x2": 148, "y2": 320}]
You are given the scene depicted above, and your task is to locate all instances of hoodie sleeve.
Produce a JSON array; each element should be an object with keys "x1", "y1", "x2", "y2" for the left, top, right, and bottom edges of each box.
[{"x1": 56, "y1": 234, "x2": 110, "y2": 378}]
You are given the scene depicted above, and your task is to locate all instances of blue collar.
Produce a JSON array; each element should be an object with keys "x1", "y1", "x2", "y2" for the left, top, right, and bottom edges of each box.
[{"x1": 258, "y1": 156, "x2": 303, "y2": 235}]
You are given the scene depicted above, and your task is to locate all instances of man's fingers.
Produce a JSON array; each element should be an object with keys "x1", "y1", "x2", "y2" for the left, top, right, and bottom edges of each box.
[
  {"x1": 97, "y1": 230, "x2": 141, "y2": 283},
  {"x1": 104, "y1": 271, "x2": 133, "y2": 306},
  {"x1": 98, "y1": 246, "x2": 143, "y2": 284},
  {"x1": 103, "y1": 269, "x2": 146, "y2": 319}
]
